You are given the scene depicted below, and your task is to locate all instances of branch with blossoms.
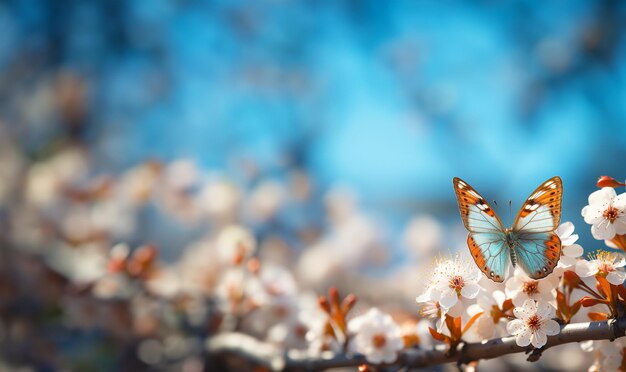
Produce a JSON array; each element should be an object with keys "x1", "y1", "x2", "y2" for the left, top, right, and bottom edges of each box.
[
  {"x1": 6, "y1": 144, "x2": 626, "y2": 371},
  {"x1": 207, "y1": 317, "x2": 626, "y2": 370}
]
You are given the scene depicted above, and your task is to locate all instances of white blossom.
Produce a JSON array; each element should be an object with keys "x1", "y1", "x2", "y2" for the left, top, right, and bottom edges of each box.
[
  {"x1": 347, "y1": 308, "x2": 404, "y2": 364},
  {"x1": 582, "y1": 188, "x2": 626, "y2": 240},
  {"x1": 505, "y1": 268, "x2": 558, "y2": 307},
  {"x1": 506, "y1": 300, "x2": 560, "y2": 348},
  {"x1": 575, "y1": 250, "x2": 626, "y2": 285},
  {"x1": 555, "y1": 221, "x2": 584, "y2": 268},
  {"x1": 416, "y1": 255, "x2": 482, "y2": 310}
]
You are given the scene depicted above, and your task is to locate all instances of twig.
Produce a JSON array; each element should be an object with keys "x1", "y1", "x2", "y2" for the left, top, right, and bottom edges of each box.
[{"x1": 207, "y1": 317, "x2": 626, "y2": 371}]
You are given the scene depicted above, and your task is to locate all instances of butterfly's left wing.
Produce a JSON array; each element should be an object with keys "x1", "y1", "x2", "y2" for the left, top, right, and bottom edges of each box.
[
  {"x1": 512, "y1": 176, "x2": 563, "y2": 279},
  {"x1": 453, "y1": 177, "x2": 509, "y2": 282}
]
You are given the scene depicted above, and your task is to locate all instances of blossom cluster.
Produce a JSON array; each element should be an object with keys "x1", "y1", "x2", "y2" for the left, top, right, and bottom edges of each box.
[{"x1": 2, "y1": 133, "x2": 626, "y2": 371}]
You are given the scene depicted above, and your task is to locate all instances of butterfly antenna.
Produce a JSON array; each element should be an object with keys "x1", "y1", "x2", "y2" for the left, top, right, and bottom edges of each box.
[
  {"x1": 509, "y1": 200, "x2": 512, "y2": 218},
  {"x1": 493, "y1": 200, "x2": 498, "y2": 206}
]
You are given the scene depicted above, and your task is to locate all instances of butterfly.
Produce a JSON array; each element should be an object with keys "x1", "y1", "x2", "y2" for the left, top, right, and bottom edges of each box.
[{"x1": 452, "y1": 176, "x2": 562, "y2": 282}]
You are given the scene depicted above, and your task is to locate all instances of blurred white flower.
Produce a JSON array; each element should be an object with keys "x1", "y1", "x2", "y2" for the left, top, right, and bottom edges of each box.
[
  {"x1": 197, "y1": 177, "x2": 241, "y2": 221},
  {"x1": 467, "y1": 290, "x2": 507, "y2": 340},
  {"x1": 403, "y1": 215, "x2": 443, "y2": 259},
  {"x1": 583, "y1": 339, "x2": 626, "y2": 372},
  {"x1": 505, "y1": 268, "x2": 557, "y2": 307},
  {"x1": 347, "y1": 308, "x2": 403, "y2": 364},
  {"x1": 582, "y1": 188, "x2": 626, "y2": 240},
  {"x1": 46, "y1": 242, "x2": 108, "y2": 284},
  {"x1": 506, "y1": 300, "x2": 560, "y2": 348},
  {"x1": 246, "y1": 180, "x2": 285, "y2": 222},
  {"x1": 555, "y1": 221, "x2": 583, "y2": 268},
  {"x1": 162, "y1": 160, "x2": 200, "y2": 192},
  {"x1": 575, "y1": 250, "x2": 626, "y2": 285},
  {"x1": 416, "y1": 255, "x2": 482, "y2": 310},
  {"x1": 214, "y1": 268, "x2": 267, "y2": 316},
  {"x1": 216, "y1": 225, "x2": 257, "y2": 265}
]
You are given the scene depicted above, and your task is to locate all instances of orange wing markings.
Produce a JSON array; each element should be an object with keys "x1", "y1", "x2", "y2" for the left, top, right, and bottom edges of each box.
[
  {"x1": 453, "y1": 177, "x2": 502, "y2": 230},
  {"x1": 514, "y1": 176, "x2": 563, "y2": 228},
  {"x1": 467, "y1": 235, "x2": 505, "y2": 283}
]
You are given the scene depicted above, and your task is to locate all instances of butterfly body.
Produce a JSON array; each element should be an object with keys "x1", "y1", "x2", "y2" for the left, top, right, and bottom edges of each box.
[{"x1": 453, "y1": 177, "x2": 563, "y2": 282}]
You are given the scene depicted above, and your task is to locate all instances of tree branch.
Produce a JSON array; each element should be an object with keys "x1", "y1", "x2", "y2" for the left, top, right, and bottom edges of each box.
[{"x1": 206, "y1": 317, "x2": 626, "y2": 371}]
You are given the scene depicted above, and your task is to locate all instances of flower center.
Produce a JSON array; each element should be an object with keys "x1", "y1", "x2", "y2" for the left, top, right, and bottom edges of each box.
[
  {"x1": 522, "y1": 280, "x2": 539, "y2": 296},
  {"x1": 526, "y1": 314, "x2": 542, "y2": 331},
  {"x1": 372, "y1": 333, "x2": 387, "y2": 349},
  {"x1": 449, "y1": 275, "x2": 465, "y2": 293},
  {"x1": 604, "y1": 205, "x2": 620, "y2": 224}
]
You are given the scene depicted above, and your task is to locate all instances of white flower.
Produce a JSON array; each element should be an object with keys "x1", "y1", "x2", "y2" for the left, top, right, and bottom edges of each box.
[
  {"x1": 582, "y1": 188, "x2": 626, "y2": 240},
  {"x1": 505, "y1": 268, "x2": 557, "y2": 307},
  {"x1": 506, "y1": 300, "x2": 560, "y2": 348},
  {"x1": 575, "y1": 250, "x2": 626, "y2": 285},
  {"x1": 466, "y1": 290, "x2": 507, "y2": 340},
  {"x1": 555, "y1": 221, "x2": 584, "y2": 268},
  {"x1": 347, "y1": 308, "x2": 404, "y2": 364},
  {"x1": 216, "y1": 225, "x2": 257, "y2": 265},
  {"x1": 583, "y1": 339, "x2": 626, "y2": 371},
  {"x1": 416, "y1": 255, "x2": 482, "y2": 310}
]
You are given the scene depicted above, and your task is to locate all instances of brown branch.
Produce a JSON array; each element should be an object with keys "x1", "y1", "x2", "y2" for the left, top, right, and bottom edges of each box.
[{"x1": 207, "y1": 317, "x2": 626, "y2": 371}]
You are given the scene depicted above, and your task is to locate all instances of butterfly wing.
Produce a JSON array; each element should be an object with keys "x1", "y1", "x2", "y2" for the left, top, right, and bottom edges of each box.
[
  {"x1": 453, "y1": 177, "x2": 509, "y2": 282},
  {"x1": 512, "y1": 176, "x2": 563, "y2": 279}
]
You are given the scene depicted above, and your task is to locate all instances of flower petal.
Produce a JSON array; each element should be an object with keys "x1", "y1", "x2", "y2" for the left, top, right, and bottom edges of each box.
[
  {"x1": 536, "y1": 301, "x2": 554, "y2": 318},
  {"x1": 542, "y1": 319, "x2": 560, "y2": 336},
  {"x1": 556, "y1": 221, "x2": 575, "y2": 239},
  {"x1": 607, "y1": 271, "x2": 626, "y2": 285},
  {"x1": 531, "y1": 330, "x2": 547, "y2": 348},
  {"x1": 613, "y1": 193, "x2": 626, "y2": 210},
  {"x1": 576, "y1": 260, "x2": 598, "y2": 278},
  {"x1": 515, "y1": 329, "x2": 532, "y2": 347},
  {"x1": 582, "y1": 205, "x2": 604, "y2": 224},
  {"x1": 589, "y1": 188, "x2": 616, "y2": 206},
  {"x1": 439, "y1": 289, "x2": 458, "y2": 309},
  {"x1": 460, "y1": 283, "x2": 481, "y2": 299},
  {"x1": 563, "y1": 244, "x2": 583, "y2": 258},
  {"x1": 592, "y1": 222, "x2": 616, "y2": 240},
  {"x1": 506, "y1": 319, "x2": 525, "y2": 335}
]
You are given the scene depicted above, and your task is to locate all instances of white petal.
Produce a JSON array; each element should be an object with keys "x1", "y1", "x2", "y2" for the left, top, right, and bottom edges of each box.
[
  {"x1": 614, "y1": 257, "x2": 626, "y2": 268},
  {"x1": 561, "y1": 233, "x2": 579, "y2": 247},
  {"x1": 365, "y1": 352, "x2": 383, "y2": 365},
  {"x1": 531, "y1": 330, "x2": 547, "y2": 348},
  {"x1": 592, "y1": 222, "x2": 616, "y2": 240},
  {"x1": 606, "y1": 239, "x2": 619, "y2": 249},
  {"x1": 614, "y1": 218, "x2": 626, "y2": 235},
  {"x1": 460, "y1": 283, "x2": 481, "y2": 299},
  {"x1": 536, "y1": 302, "x2": 554, "y2": 318},
  {"x1": 556, "y1": 221, "x2": 575, "y2": 238},
  {"x1": 576, "y1": 260, "x2": 599, "y2": 277},
  {"x1": 563, "y1": 244, "x2": 583, "y2": 258},
  {"x1": 613, "y1": 193, "x2": 626, "y2": 210},
  {"x1": 439, "y1": 289, "x2": 458, "y2": 309},
  {"x1": 589, "y1": 188, "x2": 616, "y2": 206},
  {"x1": 582, "y1": 206, "x2": 604, "y2": 225},
  {"x1": 542, "y1": 320, "x2": 560, "y2": 336},
  {"x1": 558, "y1": 255, "x2": 577, "y2": 268},
  {"x1": 607, "y1": 271, "x2": 626, "y2": 285},
  {"x1": 506, "y1": 319, "x2": 525, "y2": 335},
  {"x1": 515, "y1": 329, "x2": 532, "y2": 347}
]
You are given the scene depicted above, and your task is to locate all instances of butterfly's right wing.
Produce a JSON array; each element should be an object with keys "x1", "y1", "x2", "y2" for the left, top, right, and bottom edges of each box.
[{"x1": 453, "y1": 177, "x2": 509, "y2": 282}]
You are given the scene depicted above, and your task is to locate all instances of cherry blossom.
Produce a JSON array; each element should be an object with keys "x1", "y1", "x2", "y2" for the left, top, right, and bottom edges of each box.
[
  {"x1": 417, "y1": 255, "x2": 482, "y2": 311},
  {"x1": 555, "y1": 221, "x2": 584, "y2": 268},
  {"x1": 575, "y1": 250, "x2": 626, "y2": 285},
  {"x1": 505, "y1": 268, "x2": 558, "y2": 307},
  {"x1": 347, "y1": 308, "x2": 404, "y2": 364},
  {"x1": 582, "y1": 187, "x2": 626, "y2": 240},
  {"x1": 506, "y1": 300, "x2": 560, "y2": 348}
]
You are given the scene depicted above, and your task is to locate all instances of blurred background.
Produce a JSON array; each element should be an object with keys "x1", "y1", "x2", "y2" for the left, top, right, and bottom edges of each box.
[{"x1": 0, "y1": 0, "x2": 625, "y2": 370}]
